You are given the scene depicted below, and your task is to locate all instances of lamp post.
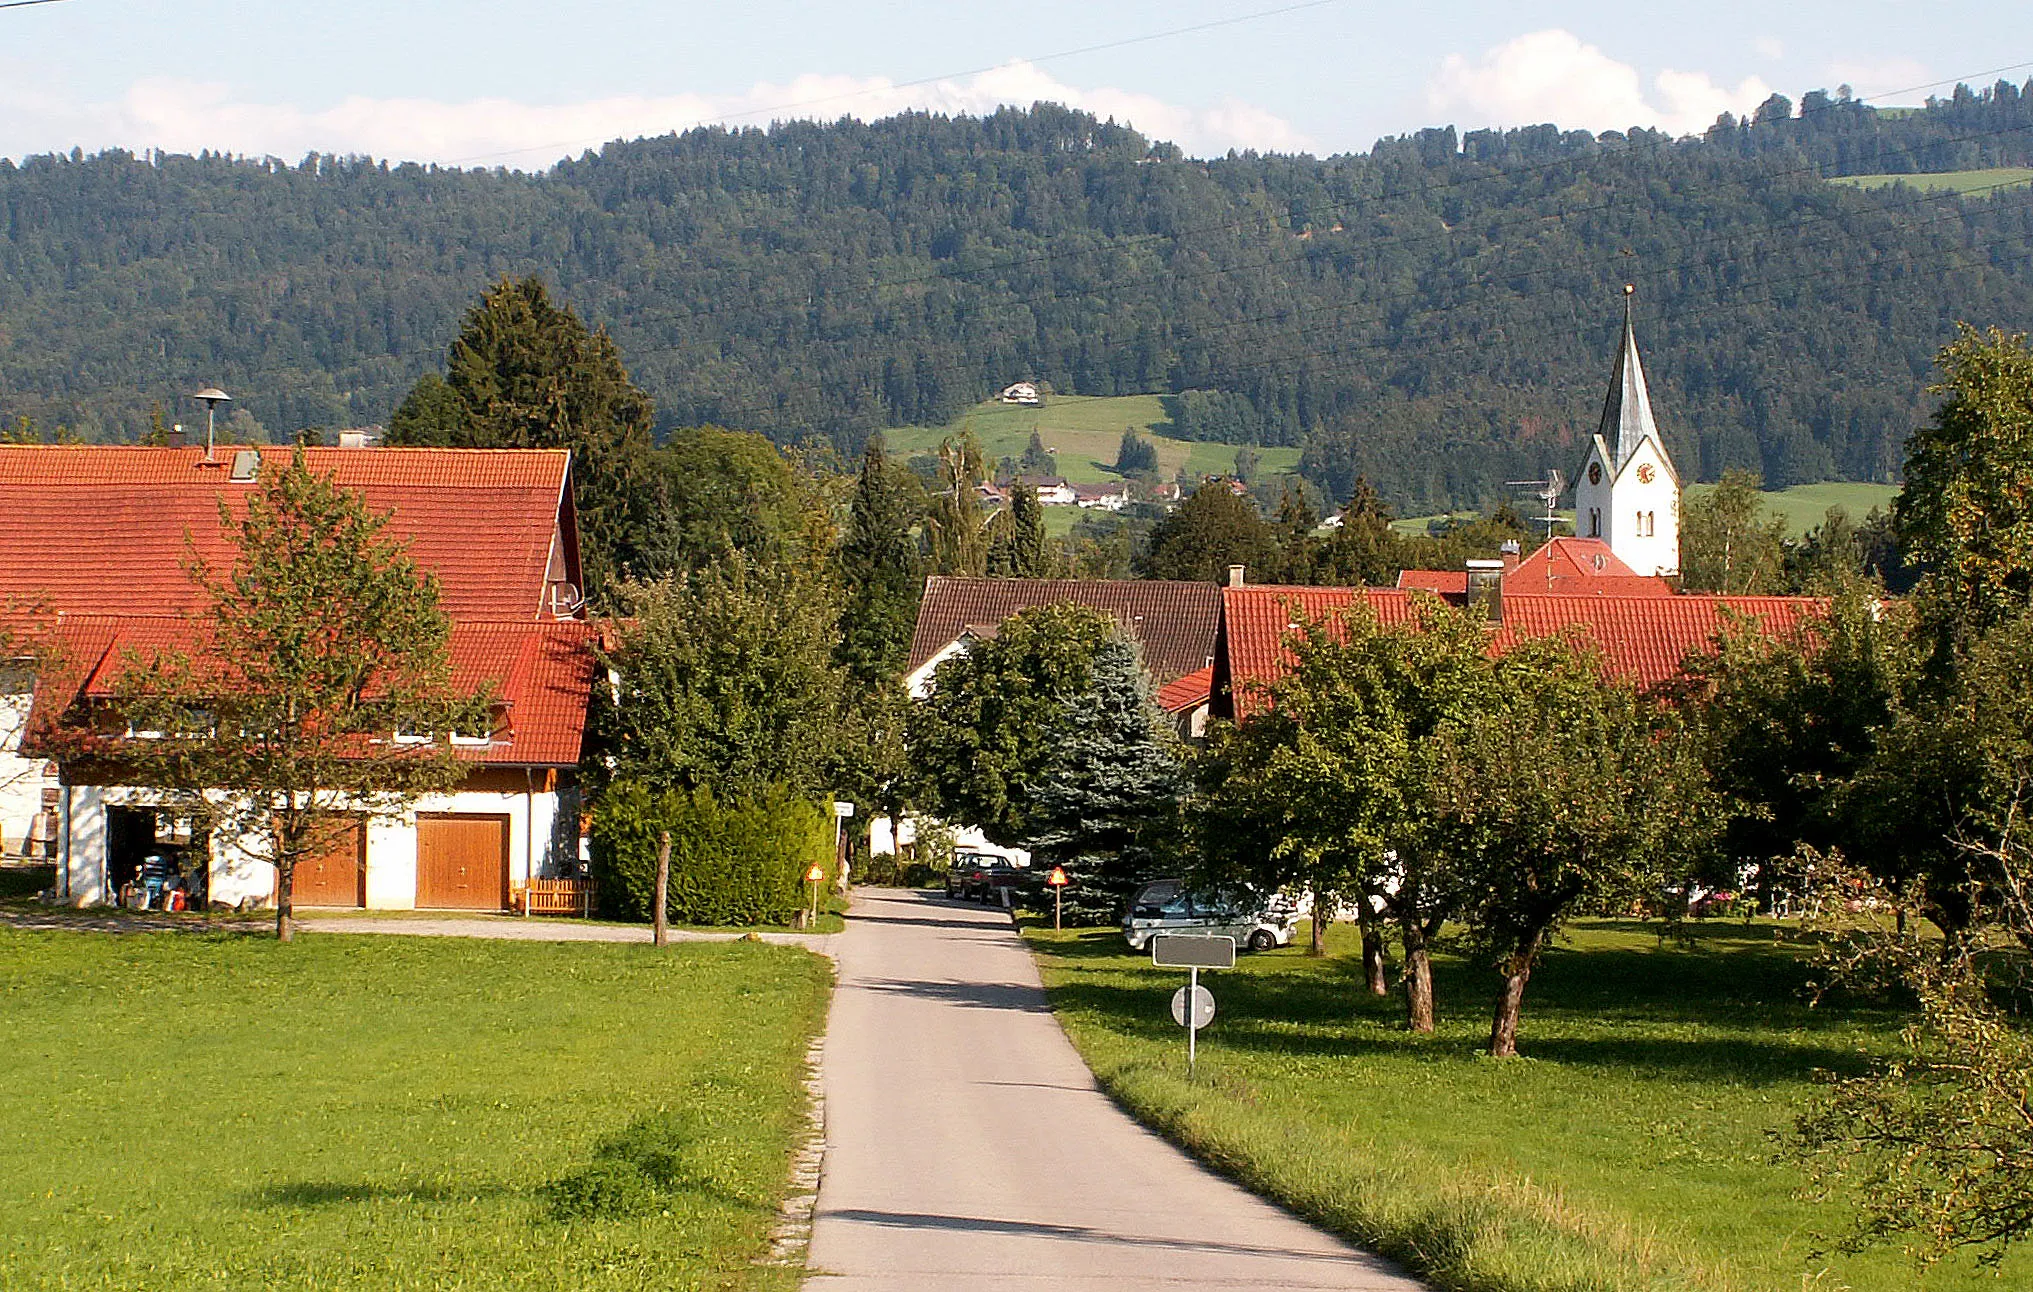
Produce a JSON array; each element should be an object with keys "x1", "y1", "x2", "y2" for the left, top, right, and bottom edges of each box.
[{"x1": 191, "y1": 387, "x2": 231, "y2": 461}]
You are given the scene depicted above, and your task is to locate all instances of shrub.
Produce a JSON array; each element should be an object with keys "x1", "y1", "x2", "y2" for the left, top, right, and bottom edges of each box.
[{"x1": 590, "y1": 780, "x2": 833, "y2": 925}]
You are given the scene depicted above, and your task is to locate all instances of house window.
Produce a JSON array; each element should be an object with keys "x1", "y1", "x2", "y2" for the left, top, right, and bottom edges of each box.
[{"x1": 1588, "y1": 508, "x2": 1600, "y2": 538}]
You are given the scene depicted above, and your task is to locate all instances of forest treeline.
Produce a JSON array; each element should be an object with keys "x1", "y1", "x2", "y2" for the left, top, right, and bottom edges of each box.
[{"x1": 4, "y1": 82, "x2": 2033, "y2": 511}]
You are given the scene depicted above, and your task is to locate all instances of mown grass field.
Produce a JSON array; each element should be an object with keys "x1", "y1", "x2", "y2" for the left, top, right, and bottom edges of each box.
[
  {"x1": 1829, "y1": 166, "x2": 2033, "y2": 196},
  {"x1": 0, "y1": 929, "x2": 832, "y2": 1291},
  {"x1": 1028, "y1": 919, "x2": 2029, "y2": 1292},
  {"x1": 884, "y1": 394, "x2": 1302, "y2": 486}
]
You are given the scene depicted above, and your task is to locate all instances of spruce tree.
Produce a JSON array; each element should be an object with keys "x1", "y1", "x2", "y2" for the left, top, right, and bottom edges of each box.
[
  {"x1": 837, "y1": 433, "x2": 923, "y2": 685},
  {"x1": 387, "y1": 276, "x2": 657, "y2": 603},
  {"x1": 986, "y1": 482, "x2": 1049, "y2": 578},
  {"x1": 1027, "y1": 636, "x2": 1187, "y2": 924}
]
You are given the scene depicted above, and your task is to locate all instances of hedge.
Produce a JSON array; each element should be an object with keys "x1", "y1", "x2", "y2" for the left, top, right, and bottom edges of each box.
[{"x1": 589, "y1": 780, "x2": 833, "y2": 926}]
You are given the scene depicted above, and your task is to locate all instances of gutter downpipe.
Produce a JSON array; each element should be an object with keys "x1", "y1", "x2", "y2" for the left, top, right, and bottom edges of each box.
[{"x1": 524, "y1": 767, "x2": 535, "y2": 919}]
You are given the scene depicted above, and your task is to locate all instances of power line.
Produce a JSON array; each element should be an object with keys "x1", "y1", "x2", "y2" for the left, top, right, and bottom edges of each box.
[{"x1": 0, "y1": 0, "x2": 74, "y2": 9}]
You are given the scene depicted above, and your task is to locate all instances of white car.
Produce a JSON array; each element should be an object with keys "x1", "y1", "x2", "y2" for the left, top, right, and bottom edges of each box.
[{"x1": 1122, "y1": 879, "x2": 1299, "y2": 953}]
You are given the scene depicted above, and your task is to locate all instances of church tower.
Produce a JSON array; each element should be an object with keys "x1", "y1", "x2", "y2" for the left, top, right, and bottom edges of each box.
[{"x1": 1570, "y1": 286, "x2": 1681, "y2": 577}]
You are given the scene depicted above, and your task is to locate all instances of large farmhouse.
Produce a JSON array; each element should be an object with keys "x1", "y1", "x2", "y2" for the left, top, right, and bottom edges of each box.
[{"x1": 0, "y1": 444, "x2": 598, "y2": 911}]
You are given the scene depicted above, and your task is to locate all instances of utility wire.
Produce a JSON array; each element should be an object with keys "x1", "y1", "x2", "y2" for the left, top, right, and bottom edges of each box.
[{"x1": 0, "y1": 0, "x2": 74, "y2": 9}]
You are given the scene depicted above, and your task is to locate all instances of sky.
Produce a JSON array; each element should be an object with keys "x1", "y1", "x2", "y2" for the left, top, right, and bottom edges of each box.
[{"x1": 1, "y1": 1, "x2": 2030, "y2": 168}]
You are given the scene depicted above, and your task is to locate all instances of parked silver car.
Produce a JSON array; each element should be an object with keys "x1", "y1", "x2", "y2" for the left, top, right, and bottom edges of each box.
[{"x1": 1122, "y1": 880, "x2": 1298, "y2": 952}]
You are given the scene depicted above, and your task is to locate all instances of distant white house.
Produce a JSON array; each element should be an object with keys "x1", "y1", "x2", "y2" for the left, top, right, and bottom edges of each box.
[
  {"x1": 1073, "y1": 483, "x2": 1130, "y2": 511},
  {"x1": 1015, "y1": 475, "x2": 1077, "y2": 506},
  {"x1": 998, "y1": 382, "x2": 1041, "y2": 405}
]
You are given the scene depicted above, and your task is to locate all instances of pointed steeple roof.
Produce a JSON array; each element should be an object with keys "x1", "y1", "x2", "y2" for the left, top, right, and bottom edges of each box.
[{"x1": 1597, "y1": 285, "x2": 1660, "y2": 467}]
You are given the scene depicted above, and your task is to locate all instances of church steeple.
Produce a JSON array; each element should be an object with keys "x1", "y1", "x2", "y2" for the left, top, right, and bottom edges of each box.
[{"x1": 1596, "y1": 284, "x2": 1660, "y2": 468}]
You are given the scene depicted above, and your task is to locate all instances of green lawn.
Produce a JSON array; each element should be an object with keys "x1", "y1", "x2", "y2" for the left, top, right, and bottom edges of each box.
[
  {"x1": 884, "y1": 394, "x2": 1302, "y2": 487},
  {"x1": 1829, "y1": 167, "x2": 2033, "y2": 196},
  {"x1": 1028, "y1": 919, "x2": 2029, "y2": 1292},
  {"x1": 0, "y1": 928, "x2": 833, "y2": 1291}
]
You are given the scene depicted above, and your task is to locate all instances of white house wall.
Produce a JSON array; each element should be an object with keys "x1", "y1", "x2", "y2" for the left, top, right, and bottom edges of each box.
[
  {"x1": 59, "y1": 782, "x2": 573, "y2": 910},
  {"x1": 0, "y1": 679, "x2": 49, "y2": 855}
]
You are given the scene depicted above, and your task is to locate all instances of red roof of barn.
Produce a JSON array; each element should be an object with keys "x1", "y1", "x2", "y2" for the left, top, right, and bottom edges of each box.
[
  {"x1": 0, "y1": 445, "x2": 576, "y2": 625},
  {"x1": 27, "y1": 614, "x2": 597, "y2": 767},
  {"x1": 908, "y1": 577, "x2": 1222, "y2": 684},
  {"x1": 1215, "y1": 585, "x2": 1822, "y2": 718}
]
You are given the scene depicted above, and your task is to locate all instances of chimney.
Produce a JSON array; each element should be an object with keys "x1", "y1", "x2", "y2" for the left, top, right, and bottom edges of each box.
[
  {"x1": 1499, "y1": 539, "x2": 1522, "y2": 575},
  {"x1": 166, "y1": 423, "x2": 186, "y2": 448},
  {"x1": 1226, "y1": 564, "x2": 1246, "y2": 588},
  {"x1": 1465, "y1": 558, "x2": 1505, "y2": 624}
]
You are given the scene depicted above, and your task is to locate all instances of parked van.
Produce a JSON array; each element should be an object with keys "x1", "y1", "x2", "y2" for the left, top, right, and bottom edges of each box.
[{"x1": 1122, "y1": 879, "x2": 1299, "y2": 952}]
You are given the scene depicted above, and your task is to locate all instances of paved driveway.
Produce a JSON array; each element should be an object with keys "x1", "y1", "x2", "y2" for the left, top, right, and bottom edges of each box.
[{"x1": 804, "y1": 888, "x2": 1424, "y2": 1291}]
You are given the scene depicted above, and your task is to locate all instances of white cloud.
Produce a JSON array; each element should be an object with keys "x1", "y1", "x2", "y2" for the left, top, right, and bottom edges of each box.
[
  {"x1": 1753, "y1": 36, "x2": 1784, "y2": 61},
  {"x1": 1425, "y1": 30, "x2": 1773, "y2": 137},
  {"x1": 1823, "y1": 56, "x2": 1932, "y2": 100},
  {"x1": 0, "y1": 61, "x2": 1312, "y2": 167}
]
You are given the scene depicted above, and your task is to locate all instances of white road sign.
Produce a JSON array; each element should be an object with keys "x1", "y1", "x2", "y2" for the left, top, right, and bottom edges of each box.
[{"x1": 1170, "y1": 984, "x2": 1216, "y2": 1030}]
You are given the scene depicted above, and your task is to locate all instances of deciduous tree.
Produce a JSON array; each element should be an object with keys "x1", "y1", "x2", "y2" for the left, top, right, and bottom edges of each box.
[{"x1": 94, "y1": 453, "x2": 484, "y2": 941}]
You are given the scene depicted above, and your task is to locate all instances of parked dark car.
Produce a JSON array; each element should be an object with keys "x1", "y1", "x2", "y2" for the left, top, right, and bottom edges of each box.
[{"x1": 946, "y1": 854, "x2": 1032, "y2": 905}]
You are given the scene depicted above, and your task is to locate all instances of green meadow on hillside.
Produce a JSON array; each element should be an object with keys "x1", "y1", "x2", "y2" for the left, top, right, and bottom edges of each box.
[
  {"x1": 1829, "y1": 166, "x2": 2033, "y2": 196},
  {"x1": 1682, "y1": 480, "x2": 1900, "y2": 534},
  {"x1": 884, "y1": 395, "x2": 1302, "y2": 487}
]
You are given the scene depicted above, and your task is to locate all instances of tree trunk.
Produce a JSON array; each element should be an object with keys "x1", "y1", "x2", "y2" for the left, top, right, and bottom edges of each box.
[
  {"x1": 1487, "y1": 933, "x2": 1545, "y2": 1058},
  {"x1": 275, "y1": 858, "x2": 294, "y2": 943},
  {"x1": 654, "y1": 830, "x2": 671, "y2": 948},
  {"x1": 1400, "y1": 920, "x2": 1435, "y2": 1033},
  {"x1": 1309, "y1": 900, "x2": 1327, "y2": 957},
  {"x1": 1356, "y1": 899, "x2": 1388, "y2": 996}
]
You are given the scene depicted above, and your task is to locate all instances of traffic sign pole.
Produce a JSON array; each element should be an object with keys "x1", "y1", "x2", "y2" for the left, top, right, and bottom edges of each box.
[
  {"x1": 1189, "y1": 966, "x2": 1199, "y2": 1075},
  {"x1": 1046, "y1": 866, "x2": 1069, "y2": 930}
]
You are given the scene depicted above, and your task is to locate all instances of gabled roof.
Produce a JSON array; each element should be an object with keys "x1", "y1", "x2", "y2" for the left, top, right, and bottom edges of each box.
[
  {"x1": 27, "y1": 614, "x2": 597, "y2": 767},
  {"x1": 1396, "y1": 539, "x2": 1672, "y2": 598},
  {"x1": 908, "y1": 577, "x2": 1222, "y2": 684},
  {"x1": 1215, "y1": 584, "x2": 1821, "y2": 718},
  {"x1": 0, "y1": 445, "x2": 575, "y2": 624},
  {"x1": 1506, "y1": 537, "x2": 1674, "y2": 596},
  {"x1": 1156, "y1": 665, "x2": 1214, "y2": 715}
]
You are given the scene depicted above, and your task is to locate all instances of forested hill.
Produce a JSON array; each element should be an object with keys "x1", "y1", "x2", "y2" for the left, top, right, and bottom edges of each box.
[{"x1": 5, "y1": 83, "x2": 2033, "y2": 511}]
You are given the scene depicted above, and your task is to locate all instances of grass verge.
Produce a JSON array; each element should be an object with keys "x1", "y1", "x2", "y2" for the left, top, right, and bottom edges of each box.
[
  {"x1": 1028, "y1": 918, "x2": 2028, "y2": 1292},
  {"x1": 0, "y1": 927, "x2": 832, "y2": 1290}
]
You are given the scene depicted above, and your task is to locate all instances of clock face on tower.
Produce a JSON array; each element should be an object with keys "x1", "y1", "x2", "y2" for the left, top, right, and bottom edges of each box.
[
  {"x1": 1588, "y1": 463, "x2": 1602, "y2": 486},
  {"x1": 1635, "y1": 463, "x2": 1656, "y2": 484}
]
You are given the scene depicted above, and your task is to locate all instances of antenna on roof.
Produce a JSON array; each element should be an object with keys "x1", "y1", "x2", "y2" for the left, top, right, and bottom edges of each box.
[
  {"x1": 191, "y1": 387, "x2": 231, "y2": 462},
  {"x1": 1504, "y1": 469, "x2": 1563, "y2": 546}
]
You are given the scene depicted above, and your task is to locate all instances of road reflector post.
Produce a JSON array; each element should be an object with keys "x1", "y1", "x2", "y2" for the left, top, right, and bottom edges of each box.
[
  {"x1": 1046, "y1": 865, "x2": 1069, "y2": 929},
  {"x1": 805, "y1": 862, "x2": 826, "y2": 926},
  {"x1": 1153, "y1": 935, "x2": 1234, "y2": 1077}
]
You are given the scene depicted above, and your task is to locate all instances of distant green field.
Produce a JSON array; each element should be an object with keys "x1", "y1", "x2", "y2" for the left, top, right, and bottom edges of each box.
[
  {"x1": 884, "y1": 395, "x2": 1301, "y2": 487},
  {"x1": 1684, "y1": 480, "x2": 1900, "y2": 534},
  {"x1": 1829, "y1": 167, "x2": 2033, "y2": 196},
  {"x1": 1396, "y1": 482, "x2": 1900, "y2": 540}
]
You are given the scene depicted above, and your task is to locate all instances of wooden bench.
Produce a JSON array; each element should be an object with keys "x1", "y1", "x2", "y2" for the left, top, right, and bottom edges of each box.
[{"x1": 511, "y1": 878, "x2": 597, "y2": 917}]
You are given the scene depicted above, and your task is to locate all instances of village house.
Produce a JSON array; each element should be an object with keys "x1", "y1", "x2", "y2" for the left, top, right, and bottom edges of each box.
[
  {"x1": 1014, "y1": 475, "x2": 1078, "y2": 506},
  {"x1": 0, "y1": 444, "x2": 599, "y2": 912},
  {"x1": 1072, "y1": 482, "x2": 1131, "y2": 511}
]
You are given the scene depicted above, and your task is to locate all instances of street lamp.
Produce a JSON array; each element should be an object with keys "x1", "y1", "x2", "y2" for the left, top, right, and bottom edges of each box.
[{"x1": 191, "y1": 387, "x2": 231, "y2": 460}]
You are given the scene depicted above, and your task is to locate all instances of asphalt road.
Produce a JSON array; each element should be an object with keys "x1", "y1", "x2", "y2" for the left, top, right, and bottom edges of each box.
[{"x1": 803, "y1": 888, "x2": 1425, "y2": 1292}]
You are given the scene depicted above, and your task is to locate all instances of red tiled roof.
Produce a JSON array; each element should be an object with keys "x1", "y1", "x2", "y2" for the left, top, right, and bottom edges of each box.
[
  {"x1": 1505, "y1": 537, "x2": 1674, "y2": 597},
  {"x1": 1395, "y1": 539, "x2": 1671, "y2": 598},
  {"x1": 1216, "y1": 585, "x2": 1822, "y2": 718},
  {"x1": 1156, "y1": 665, "x2": 1213, "y2": 714},
  {"x1": 29, "y1": 614, "x2": 596, "y2": 767},
  {"x1": 0, "y1": 446, "x2": 574, "y2": 624},
  {"x1": 908, "y1": 577, "x2": 1222, "y2": 684}
]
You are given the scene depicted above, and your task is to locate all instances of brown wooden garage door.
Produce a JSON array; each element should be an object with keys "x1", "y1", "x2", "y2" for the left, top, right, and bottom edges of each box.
[
  {"x1": 416, "y1": 814, "x2": 509, "y2": 910},
  {"x1": 290, "y1": 817, "x2": 365, "y2": 908}
]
